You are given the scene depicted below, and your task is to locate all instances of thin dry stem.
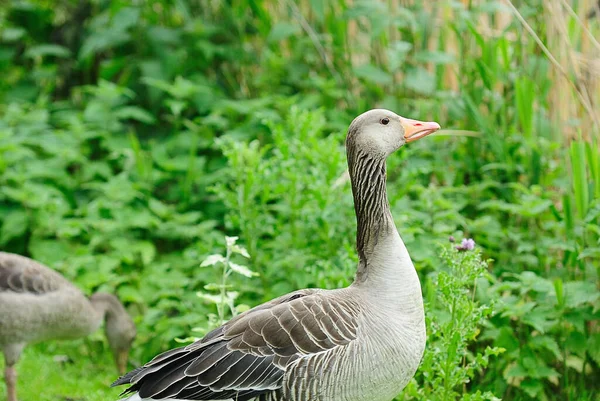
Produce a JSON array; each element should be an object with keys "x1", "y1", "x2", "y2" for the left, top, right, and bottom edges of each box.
[{"x1": 504, "y1": 0, "x2": 600, "y2": 132}]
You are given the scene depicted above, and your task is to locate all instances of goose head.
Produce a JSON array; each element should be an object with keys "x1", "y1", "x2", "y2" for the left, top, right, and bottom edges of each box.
[
  {"x1": 346, "y1": 109, "x2": 440, "y2": 157},
  {"x1": 106, "y1": 308, "x2": 136, "y2": 374},
  {"x1": 91, "y1": 292, "x2": 137, "y2": 374}
]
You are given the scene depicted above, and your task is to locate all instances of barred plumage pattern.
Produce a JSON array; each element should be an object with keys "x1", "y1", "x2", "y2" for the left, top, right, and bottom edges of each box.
[
  {"x1": 0, "y1": 252, "x2": 67, "y2": 294},
  {"x1": 114, "y1": 289, "x2": 361, "y2": 400}
]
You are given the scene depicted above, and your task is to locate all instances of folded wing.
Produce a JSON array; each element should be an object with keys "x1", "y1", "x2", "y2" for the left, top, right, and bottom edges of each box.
[
  {"x1": 113, "y1": 289, "x2": 359, "y2": 400},
  {"x1": 0, "y1": 252, "x2": 66, "y2": 295}
]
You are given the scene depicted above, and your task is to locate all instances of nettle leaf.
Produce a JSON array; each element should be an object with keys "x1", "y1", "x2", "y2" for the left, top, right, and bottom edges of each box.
[
  {"x1": 229, "y1": 262, "x2": 258, "y2": 278},
  {"x1": 522, "y1": 309, "x2": 556, "y2": 334},
  {"x1": 414, "y1": 50, "x2": 455, "y2": 65},
  {"x1": 532, "y1": 365, "x2": 559, "y2": 380},
  {"x1": 577, "y1": 247, "x2": 600, "y2": 260},
  {"x1": 565, "y1": 331, "x2": 587, "y2": 356},
  {"x1": 117, "y1": 285, "x2": 143, "y2": 303},
  {"x1": 519, "y1": 378, "x2": 543, "y2": 398},
  {"x1": 196, "y1": 292, "x2": 222, "y2": 304},
  {"x1": 114, "y1": 106, "x2": 156, "y2": 124},
  {"x1": 79, "y1": 30, "x2": 131, "y2": 61},
  {"x1": 235, "y1": 304, "x2": 251, "y2": 314},
  {"x1": 225, "y1": 236, "x2": 239, "y2": 247},
  {"x1": 201, "y1": 254, "x2": 226, "y2": 267},
  {"x1": 28, "y1": 239, "x2": 74, "y2": 267},
  {"x1": 504, "y1": 363, "x2": 527, "y2": 379},
  {"x1": 404, "y1": 67, "x2": 436, "y2": 95},
  {"x1": 566, "y1": 355, "x2": 585, "y2": 372},
  {"x1": 353, "y1": 64, "x2": 393, "y2": 85},
  {"x1": 530, "y1": 336, "x2": 561, "y2": 359},
  {"x1": 268, "y1": 22, "x2": 300, "y2": 42},
  {"x1": 135, "y1": 241, "x2": 157, "y2": 266},
  {"x1": 563, "y1": 281, "x2": 599, "y2": 308},
  {"x1": 588, "y1": 333, "x2": 600, "y2": 365},
  {"x1": 0, "y1": 210, "x2": 29, "y2": 244},
  {"x1": 231, "y1": 244, "x2": 250, "y2": 258}
]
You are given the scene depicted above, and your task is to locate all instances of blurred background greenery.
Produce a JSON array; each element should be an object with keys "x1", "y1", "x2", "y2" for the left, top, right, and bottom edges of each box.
[{"x1": 0, "y1": 0, "x2": 599, "y2": 400}]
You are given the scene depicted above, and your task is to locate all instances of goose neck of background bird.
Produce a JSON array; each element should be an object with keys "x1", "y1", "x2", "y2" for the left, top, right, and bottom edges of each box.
[{"x1": 89, "y1": 293, "x2": 126, "y2": 324}]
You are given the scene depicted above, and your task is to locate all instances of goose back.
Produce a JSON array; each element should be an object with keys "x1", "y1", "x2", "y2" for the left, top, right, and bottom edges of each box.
[{"x1": 0, "y1": 252, "x2": 102, "y2": 345}]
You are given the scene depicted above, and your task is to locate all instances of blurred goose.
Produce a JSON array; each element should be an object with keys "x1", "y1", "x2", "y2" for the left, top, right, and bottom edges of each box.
[
  {"x1": 0, "y1": 252, "x2": 136, "y2": 401},
  {"x1": 113, "y1": 109, "x2": 440, "y2": 401}
]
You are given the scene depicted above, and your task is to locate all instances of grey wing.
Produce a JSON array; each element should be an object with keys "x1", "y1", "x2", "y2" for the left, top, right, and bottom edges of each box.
[
  {"x1": 0, "y1": 252, "x2": 66, "y2": 294},
  {"x1": 112, "y1": 289, "x2": 359, "y2": 400}
]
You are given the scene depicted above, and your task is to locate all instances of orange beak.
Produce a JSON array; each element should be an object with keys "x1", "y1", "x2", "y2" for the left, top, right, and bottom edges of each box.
[
  {"x1": 115, "y1": 349, "x2": 129, "y2": 375},
  {"x1": 401, "y1": 117, "x2": 441, "y2": 143}
]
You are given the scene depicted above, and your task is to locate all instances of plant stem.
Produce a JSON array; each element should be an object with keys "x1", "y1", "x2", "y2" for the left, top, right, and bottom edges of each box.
[{"x1": 220, "y1": 244, "x2": 232, "y2": 325}]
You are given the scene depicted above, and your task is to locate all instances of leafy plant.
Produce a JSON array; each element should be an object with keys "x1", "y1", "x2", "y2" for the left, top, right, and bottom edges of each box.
[
  {"x1": 401, "y1": 241, "x2": 502, "y2": 401},
  {"x1": 0, "y1": 0, "x2": 599, "y2": 399},
  {"x1": 196, "y1": 235, "x2": 256, "y2": 332}
]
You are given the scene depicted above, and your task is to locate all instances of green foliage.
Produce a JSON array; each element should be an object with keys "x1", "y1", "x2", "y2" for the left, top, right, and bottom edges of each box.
[
  {"x1": 196, "y1": 235, "x2": 256, "y2": 333},
  {"x1": 482, "y1": 271, "x2": 599, "y2": 400},
  {"x1": 0, "y1": 343, "x2": 123, "y2": 401},
  {"x1": 213, "y1": 107, "x2": 357, "y2": 295},
  {"x1": 0, "y1": 0, "x2": 599, "y2": 400},
  {"x1": 401, "y1": 243, "x2": 502, "y2": 401}
]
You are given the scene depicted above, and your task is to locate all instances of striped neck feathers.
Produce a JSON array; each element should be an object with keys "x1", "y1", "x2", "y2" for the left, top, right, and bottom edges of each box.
[{"x1": 346, "y1": 145, "x2": 398, "y2": 283}]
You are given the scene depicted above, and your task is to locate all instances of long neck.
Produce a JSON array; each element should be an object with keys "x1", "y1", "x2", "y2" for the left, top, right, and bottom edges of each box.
[
  {"x1": 347, "y1": 146, "x2": 400, "y2": 283},
  {"x1": 90, "y1": 292, "x2": 123, "y2": 322}
]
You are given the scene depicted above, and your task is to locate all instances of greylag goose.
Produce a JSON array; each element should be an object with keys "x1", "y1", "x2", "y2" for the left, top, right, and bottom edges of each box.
[
  {"x1": 0, "y1": 252, "x2": 136, "y2": 401},
  {"x1": 113, "y1": 109, "x2": 440, "y2": 401}
]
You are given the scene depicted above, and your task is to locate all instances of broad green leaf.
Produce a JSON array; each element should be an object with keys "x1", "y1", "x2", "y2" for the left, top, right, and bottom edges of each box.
[
  {"x1": 404, "y1": 68, "x2": 436, "y2": 95},
  {"x1": 225, "y1": 236, "x2": 239, "y2": 247},
  {"x1": 530, "y1": 336, "x2": 561, "y2": 359},
  {"x1": 2, "y1": 27, "x2": 25, "y2": 42},
  {"x1": 519, "y1": 378, "x2": 543, "y2": 398},
  {"x1": 268, "y1": 22, "x2": 300, "y2": 42},
  {"x1": 196, "y1": 292, "x2": 223, "y2": 304},
  {"x1": 229, "y1": 262, "x2": 258, "y2": 278},
  {"x1": 0, "y1": 210, "x2": 28, "y2": 244},
  {"x1": 201, "y1": 254, "x2": 226, "y2": 267},
  {"x1": 231, "y1": 244, "x2": 250, "y2": 258},
  {"x1": 414, "y1": 50, "x2": 455, "y2": 65},
  {"x1": 563, "y1": 281, "x2": 599, "y2": 308},
  {"x1": 588, "y1": 333, "x2": 600, "y2": 365},
  {"x1": 353, "y1": 64, "x2": 393, "y2": 85},
  {"x1": 115, "y1": 106, "x2": 156, "y2": 124}
]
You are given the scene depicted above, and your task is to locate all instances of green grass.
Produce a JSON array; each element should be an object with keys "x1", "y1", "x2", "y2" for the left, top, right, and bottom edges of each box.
[{"x1": 0, "y1": 343, "x2": 124, "y2": 401}]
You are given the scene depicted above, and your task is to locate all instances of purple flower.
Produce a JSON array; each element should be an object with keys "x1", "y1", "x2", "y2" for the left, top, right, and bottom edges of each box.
[
  {"x1": 448, "y1": 235, "x2": 455, "y2": 243},
  {"x1": 456, "y1": 238, "x2": 475, "y2": 251}
]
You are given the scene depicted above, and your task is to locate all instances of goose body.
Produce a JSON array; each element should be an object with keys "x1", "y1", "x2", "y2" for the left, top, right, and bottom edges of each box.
[
  {"x1": 114, "y1": 109, "x2": 440, "y2": 401},
  {"x1": 0, "y1": 252, "x2": 136, "y2": 401}
]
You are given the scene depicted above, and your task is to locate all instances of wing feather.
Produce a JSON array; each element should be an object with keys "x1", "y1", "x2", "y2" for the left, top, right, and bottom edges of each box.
[
  {"x1": 113, "y1": 288, "x2": 359, "y2": 400},
  {"x1": 0, "y1": 252, "x2": 68, "y2": 294},
  {"x1": 184, "y1": 342, "x2": 230, "y2": 376}
]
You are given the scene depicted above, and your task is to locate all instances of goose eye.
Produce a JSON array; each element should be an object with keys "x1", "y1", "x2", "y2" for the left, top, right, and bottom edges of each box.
[{"x1": 380, "y1": 118, "x2": 390, "y2": 125}]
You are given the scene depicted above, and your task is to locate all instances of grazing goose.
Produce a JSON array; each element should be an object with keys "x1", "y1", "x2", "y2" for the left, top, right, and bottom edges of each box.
[
  {"x1": 113, "y1": 109, "x2": 440, "y2": 401},
  {"x1": 0, "y1": 252, "x2": 136, "y2": 401}
]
